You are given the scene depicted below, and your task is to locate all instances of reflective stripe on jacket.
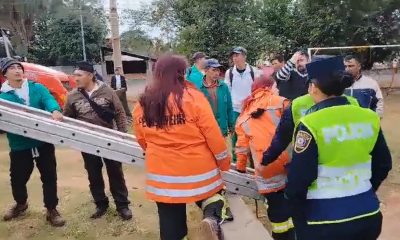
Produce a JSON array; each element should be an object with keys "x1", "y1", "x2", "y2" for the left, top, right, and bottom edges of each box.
[
  {"x1": 300, "y1": 104, "x2": 380, "y2": 224},
  {"x1": 235, "y1": 88, "x2": 290, "y2": 194},
  {"x1": 133, "y1": 82, "x2": 231, "y2": 203}
]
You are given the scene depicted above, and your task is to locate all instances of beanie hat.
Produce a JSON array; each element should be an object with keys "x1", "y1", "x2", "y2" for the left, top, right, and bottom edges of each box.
[{"x1": 0, "y1": 57, "x2": 24, "y2": 75}]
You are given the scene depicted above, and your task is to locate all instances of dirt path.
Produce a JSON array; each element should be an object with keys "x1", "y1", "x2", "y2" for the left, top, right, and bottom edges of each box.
[{"x1": 376, "y1": 92, "x2": 400, "y2": 240}]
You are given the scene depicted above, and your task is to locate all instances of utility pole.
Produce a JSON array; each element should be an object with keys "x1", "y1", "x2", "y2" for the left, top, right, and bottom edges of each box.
[
  {"x1": 80, "y1": 13, "x2": 87, "y2": 61},
  {"x1": 109, "y1": 0, "x2": 123, "y2": 73}
]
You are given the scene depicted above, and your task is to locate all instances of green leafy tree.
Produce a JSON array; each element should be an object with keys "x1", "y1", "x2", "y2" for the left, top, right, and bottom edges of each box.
[
  {"x1": 0, "y1": 0, "x2": 66, "y2": 56},
  {"x1": 28, "y1": 2, "x2": 107, "y2": 65},
  {"x1": 120, "y1": 30, "x2": 152, "y2": 55},
  {"x1": 119, "y1": 0, "x2": 400, "y2": 66}
]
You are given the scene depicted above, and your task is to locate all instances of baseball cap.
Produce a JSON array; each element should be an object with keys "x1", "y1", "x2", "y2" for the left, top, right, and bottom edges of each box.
[
  {"x1": 205, "y1": 59, "x2": 222, "y2": 69},
  {"x1": 231, "y1": 46, "x2": 248, "y2": 56},
  {"x1": 76, "y1": 61, "x2": 94, "y2": 73}
]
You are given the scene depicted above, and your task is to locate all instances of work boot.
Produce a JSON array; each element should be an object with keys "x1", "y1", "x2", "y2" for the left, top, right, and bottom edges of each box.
[
  {"x1": 90, "y1": 206, "x2": 108, "y2": 219},
  {"x1": 46, "y1": 208, "x2": 66, "y2": 227},
  {"x1": 117, "y1": 207, "x2": 133, "y2": 221},
  {"x1": 198, "y1": 217, "x2": 221, "y2": 240},
  {"x1": 3, "y1": 203, "x2": 28, "y2": 221}
]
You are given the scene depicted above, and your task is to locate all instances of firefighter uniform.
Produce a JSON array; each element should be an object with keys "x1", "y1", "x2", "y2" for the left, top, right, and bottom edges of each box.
[
  {"x1": 235, "y1": 88, "x2": 294, "y2": 240},
  {"x1": 286, "y1": 58, "x2": 392, "y2": 240},
  {"x1": 133, "y1": 82, "x2": 232, "y2": 240}
]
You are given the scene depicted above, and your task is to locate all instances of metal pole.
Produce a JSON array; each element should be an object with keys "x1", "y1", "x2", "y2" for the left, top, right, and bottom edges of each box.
[
  {"x1": 80, "y1": 13, "x2": 87, "y2": 61},
  {"x1": 1, "y1": 29, "x2": 11, "y2": 58},
  {"x1": 308, "y1": 44, "x2": 400, "y2": 56}
]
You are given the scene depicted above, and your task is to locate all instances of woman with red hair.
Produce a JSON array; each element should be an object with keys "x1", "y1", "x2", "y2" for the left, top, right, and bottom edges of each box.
[
  {"x1": 235, "y1": 67, "x2": 294, "y2": 240},
  {"x1": 133, "y1": 54, "x2": 232, "y2": 240}
]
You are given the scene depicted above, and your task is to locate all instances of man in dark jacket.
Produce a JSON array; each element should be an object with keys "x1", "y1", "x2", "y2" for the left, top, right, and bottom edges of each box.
[
  {"x1": 110, "y1": 67, "x2": 131, "y2": 119},
  {"x1": 0, "y1": 57, "x2": 65, "y2": 227},
  {"x1": 276, "y1": 51, "x2": 309, "y2": 100},
  {"x1": 63, "y1": 62, "x2": 132, "y2": 221}
]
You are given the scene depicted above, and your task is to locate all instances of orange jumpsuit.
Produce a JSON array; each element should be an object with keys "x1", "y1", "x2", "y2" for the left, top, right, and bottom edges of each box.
[
  {"x1": 235, "y1": 88, "x2": 290, "y2": 194},
  {"x1": 133, "y1": 82, "x2": 231, "y2": 204}
]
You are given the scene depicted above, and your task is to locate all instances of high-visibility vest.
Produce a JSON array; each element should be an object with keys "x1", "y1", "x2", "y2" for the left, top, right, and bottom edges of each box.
[
  {"x1": 300, "y1": 104, "x2": 380, "y2": 224},
  {"x1": 292, "y1": 94, "x2": 359, "y2": 127},
  {"x1": 133, "y1": 83, "x2": 231, "y2": 204},
  {"x1": 235, "y1": 89, "x2": 290, "y2": 194}
]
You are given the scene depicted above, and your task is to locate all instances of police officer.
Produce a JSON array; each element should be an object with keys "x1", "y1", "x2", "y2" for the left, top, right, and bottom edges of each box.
[{"x1": 286, "y1": 57, "x2": 392, "y2": 240}]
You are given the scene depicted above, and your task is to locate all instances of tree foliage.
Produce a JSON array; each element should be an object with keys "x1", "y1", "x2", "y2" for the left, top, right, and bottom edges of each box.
[
  {"x1": 28, "y1": 0, "x2": 107, "y2": 65},
  {"x1": 125, "y1": 0, "x2": 400, "y2": 66},
  {"x1": 0, "y1": 0, "x2": 106, "y2": 65},
  {"x1": 0, "y1": 0, "x2": 66, "y2": 55}
]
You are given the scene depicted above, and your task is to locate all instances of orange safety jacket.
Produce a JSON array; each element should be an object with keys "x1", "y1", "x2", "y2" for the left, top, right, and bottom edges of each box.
[
  {"x1": 235, "y1": 88, "x2": 290, "y2": 194},
  {"x1": 133, "y1": 82, "x2": 231, "y2": 204}
]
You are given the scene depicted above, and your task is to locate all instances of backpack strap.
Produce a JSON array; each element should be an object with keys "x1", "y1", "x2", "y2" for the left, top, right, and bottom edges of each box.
[
  {"x1": 187, "y1": 67, "x2": 193, "y2": 77},
  {"x1": 229, "y1": 67, "x2": 234, "y2": 87},
  {"x1": 230, "y1": 66, "x2": 255, "y2": 87},
  {"x1": 249, "y1": 66, "x2": 255, "y2": 81}
]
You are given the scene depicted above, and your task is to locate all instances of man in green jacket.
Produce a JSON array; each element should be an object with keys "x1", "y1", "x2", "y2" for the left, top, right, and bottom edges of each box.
[
  {"x1": 186, "y1": 52, "x2": 206, "y2": 89},
  {"x1": 200, "y1": 58, "x2": 234, "y2": 137},
  {"x1": 0, "y1": 58, "x2": 65, "y2": 227}
]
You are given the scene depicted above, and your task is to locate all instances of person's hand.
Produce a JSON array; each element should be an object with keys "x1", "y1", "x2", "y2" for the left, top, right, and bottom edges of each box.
[
  {"x1": 52, "y1": 110, "x2": 63, "y2": 121},
  {"x1": 290, "y1": 51, "x2": 302, "y2": 64},
  {"x1": 255, "y1": 164, "x2": 267, "y2": 176},
  {"x1": 228, "y1": 128, "x2": 234, "y2": 136}
]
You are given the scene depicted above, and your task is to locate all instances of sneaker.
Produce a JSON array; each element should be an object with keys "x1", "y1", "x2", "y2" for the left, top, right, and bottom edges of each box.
[
  {"x1": 198, "y1": 217, "x2": 221, "y2": 240},
  {"x1": 46, "y1": 208, "x2": 66, "y2": 227},
  {"x1": 90, "y1": 206, "x2": 108, "y2": 219},
  {"x1": 3, "y1": 203, "x2": 28, "y2": 221},
  {"x1": 117, "y1": 207, "x2": 133, "y2": 221}
]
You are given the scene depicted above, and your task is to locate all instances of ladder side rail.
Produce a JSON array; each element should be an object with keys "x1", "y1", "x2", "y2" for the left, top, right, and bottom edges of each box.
[
  {"x1": 0, "y1": 108, "x2": 140, "y2": 154},
  {"x1": 0, "y1": 121, "x2": 144, "y2": 165},
  {"x1": 0, "y1": 105, "x2": 139, "y2": 147},
  {"x1": 0, "y1": 99, "x2": 137, "y2": 141}
]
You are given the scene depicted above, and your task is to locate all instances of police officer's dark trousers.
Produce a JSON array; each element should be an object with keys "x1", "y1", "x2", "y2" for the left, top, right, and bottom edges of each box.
[
  {"x1": 264, "y1": 191, "x2": 295, "y2": 240},
  {"x1": 81, "y1": 153, "x2": 130, "y2": 210},
  {"x1": 10, "y1": 143, "x2": 59, "y2": 209},
  {"x1": 293, "y1": 212, "x2": 382, "y2": 240}
]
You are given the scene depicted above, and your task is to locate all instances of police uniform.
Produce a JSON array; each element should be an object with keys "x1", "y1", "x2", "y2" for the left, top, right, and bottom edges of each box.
[{"x1": 285, "y1": 57, "x2": 392, "y2": 240}]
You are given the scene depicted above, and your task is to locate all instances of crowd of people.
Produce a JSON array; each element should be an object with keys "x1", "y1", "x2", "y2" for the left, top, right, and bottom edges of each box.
[{"x1": 0, "y1": 44, "x2": 393, "y2": 240}]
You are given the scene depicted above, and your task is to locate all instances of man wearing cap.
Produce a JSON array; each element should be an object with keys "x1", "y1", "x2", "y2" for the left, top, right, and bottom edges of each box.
[
  {"x1": 186, "y1": 52, "x2": 207, "y2": 89},
  {"x1": 0, "y1": 57, "x2": 65, "y2": 227},
  {"x1": 276, "y1": 51, "x2": 310, "y2": 100},
  {"x1": 225, "y1": 46, "x2": 257, "y2": 162},
  {"x1": 63, "y1": 61, "x2": 133, "y2": 220},
  {"x1": 200, "y1": 58, "x2": 234, "y2": 137}
]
